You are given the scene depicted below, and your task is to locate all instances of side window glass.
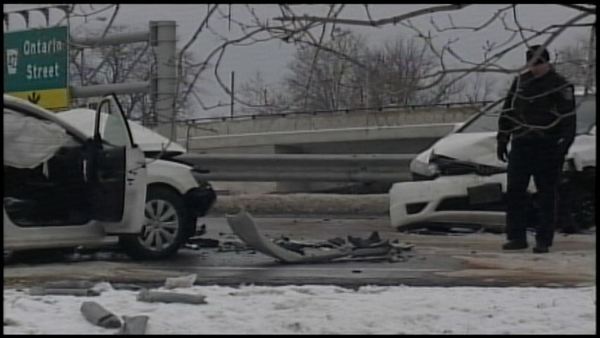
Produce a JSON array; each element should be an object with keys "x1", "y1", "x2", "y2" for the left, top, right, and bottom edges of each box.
[
  {"x1": 575, "y1": 96, "x2": 596, "y2": 134},
  {"x1": 97, "y1": 98, "x2": 131, "y2": 147}
]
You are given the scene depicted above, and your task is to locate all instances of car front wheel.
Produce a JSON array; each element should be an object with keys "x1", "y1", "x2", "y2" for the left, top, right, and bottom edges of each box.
[{"x1": 120, "y1": 186, "x2": 192, "y2": 259}]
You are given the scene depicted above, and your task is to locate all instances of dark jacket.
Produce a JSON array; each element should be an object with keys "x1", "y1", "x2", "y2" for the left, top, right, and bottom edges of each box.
[{"x1": 497, "y1": 68, "x2": 576, "y2": 148}]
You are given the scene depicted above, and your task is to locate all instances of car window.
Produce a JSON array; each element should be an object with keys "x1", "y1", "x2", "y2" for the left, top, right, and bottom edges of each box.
[
  {"x1": 575, "y1": 95, "x2": 596, "y2": 134},
  {"x1": 458, "y1": 104, "x2": 500, "y2": 133},
  {"x1": 459, "y1": 95, "x2": 596, "y2": 135},
  {"x1": 97, "y1": 99, "x2": 131, "y2": 147}
]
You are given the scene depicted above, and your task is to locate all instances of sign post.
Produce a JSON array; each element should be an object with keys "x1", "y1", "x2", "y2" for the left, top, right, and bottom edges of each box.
[{"x1": 4, "y1": 26, "x2": 70, "y2": 110}]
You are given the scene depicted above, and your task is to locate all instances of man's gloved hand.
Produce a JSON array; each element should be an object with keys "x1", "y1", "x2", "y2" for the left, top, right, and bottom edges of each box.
[
  {"x1": 557, "y1": 138, "x2": 570, "y2": 157},
  {"x1": 497, "y1": 140, "x2": 508, "y2": 162}
]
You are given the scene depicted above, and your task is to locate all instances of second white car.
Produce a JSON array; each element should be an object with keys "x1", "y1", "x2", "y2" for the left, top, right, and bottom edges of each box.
[{"x1": 390, "y1": 92, "x2": 596, "y2": 232}]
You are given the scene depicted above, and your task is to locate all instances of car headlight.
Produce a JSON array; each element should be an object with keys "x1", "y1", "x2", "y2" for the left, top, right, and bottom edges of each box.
[
  {"x1": 562, "y1": 159, "x2": 576, "y2": 172},
  {"x1": 427, "y1": 163, "x2": 440, "y2": 175},
  {"x1": 191, "y1": 170, "x2": 213, "y2": 189},
  {"x1": 410, "y1": 157, "x2": 439, "y2": 177}
]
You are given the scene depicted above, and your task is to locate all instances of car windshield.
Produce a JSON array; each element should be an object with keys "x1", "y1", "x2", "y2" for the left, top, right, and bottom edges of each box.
[{"x1": 459, "y1": 95, "x2": 596, "y2": 135}]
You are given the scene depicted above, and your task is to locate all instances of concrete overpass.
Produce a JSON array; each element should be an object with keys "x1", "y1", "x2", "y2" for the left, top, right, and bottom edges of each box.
[{"x1": 176, "y1": 103, "x2": 484, "y2": 155}]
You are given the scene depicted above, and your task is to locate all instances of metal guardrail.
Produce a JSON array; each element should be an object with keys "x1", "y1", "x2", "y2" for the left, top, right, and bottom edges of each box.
[
  {"x1": 175, "y1": 101, "x2": 493, "y2": 125},
  {"x1": 174, "y1": 153, "x2": 416, "y2": 182}
]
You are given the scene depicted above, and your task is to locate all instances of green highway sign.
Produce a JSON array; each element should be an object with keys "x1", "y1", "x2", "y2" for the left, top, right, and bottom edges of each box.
[{"x1": 4, "y1": 26, "x2": 70, "y2": 109}]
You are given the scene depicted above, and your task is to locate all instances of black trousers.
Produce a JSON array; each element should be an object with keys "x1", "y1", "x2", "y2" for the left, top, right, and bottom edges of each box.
[{"x1": 506, "y1": 137, "x2": 564, "y2": 246}]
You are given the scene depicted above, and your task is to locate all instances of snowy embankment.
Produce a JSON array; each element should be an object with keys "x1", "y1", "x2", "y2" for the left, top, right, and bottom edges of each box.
[{"x1": 3, "y1": 283, "x2": 595, "y2": 334}]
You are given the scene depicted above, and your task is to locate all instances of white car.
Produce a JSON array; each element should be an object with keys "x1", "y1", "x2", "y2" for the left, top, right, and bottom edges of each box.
[
  {"x1": 55, "y1": 108, "x2": 217, "y2": 259},
  {"x1": 4, "y1": 94, "x2": 216, "y2": 259},
  {"x1": 390, "y1": 92, "x2": 596, "y2": 231},
  {"x1": 4, "y1": 94, "x2": 148, "y2": 255}
]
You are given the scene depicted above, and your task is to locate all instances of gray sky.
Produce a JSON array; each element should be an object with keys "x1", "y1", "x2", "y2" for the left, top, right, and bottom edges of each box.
[{"x1": 4, "y1": 4, "x2": 595, "y2": 118}]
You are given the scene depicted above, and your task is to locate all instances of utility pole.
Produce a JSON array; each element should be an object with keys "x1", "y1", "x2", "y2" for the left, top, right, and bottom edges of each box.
[
  {"x1": 151, "y1": 21, "x2": 178, "y2": 141},
  {"x1": 230, "y1": 71, "x2": 235, "y2": 118},
  {"x1": 264, "y1": 88, "x2": 268, "y2": 106}
]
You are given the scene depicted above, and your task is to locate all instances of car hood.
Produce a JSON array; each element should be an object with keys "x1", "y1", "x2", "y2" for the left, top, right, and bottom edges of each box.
[
  {"x1": 429, "y1": 132, "x2": 507, "y2": 168},
  {"x1": 56, "y1": 109, "x2": 187, "y2": 155},
  {"x1": 567, "y1": 134, "x2": 596, "y2": 170},
  {"x1": 428, "y1": 131, "x2": 595, "y2": 169}
]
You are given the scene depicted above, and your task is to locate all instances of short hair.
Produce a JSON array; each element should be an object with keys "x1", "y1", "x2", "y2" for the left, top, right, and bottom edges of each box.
[{"x1": 526, "y1": 45, "x2": 550, "y2": 65}]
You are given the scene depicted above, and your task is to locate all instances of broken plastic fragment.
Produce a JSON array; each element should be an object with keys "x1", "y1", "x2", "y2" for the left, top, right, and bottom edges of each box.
[{"x1": 225, "y1": 210, "x2": 352, "y2": 263}]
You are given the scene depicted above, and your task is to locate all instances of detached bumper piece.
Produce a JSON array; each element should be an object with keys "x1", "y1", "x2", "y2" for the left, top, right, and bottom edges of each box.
[
  {"x1": 226, "y1": 210, "x2": 413, "y2": 264},
  {"x1": 184, "y1": 187, "x2": 217, "y2": 217}
]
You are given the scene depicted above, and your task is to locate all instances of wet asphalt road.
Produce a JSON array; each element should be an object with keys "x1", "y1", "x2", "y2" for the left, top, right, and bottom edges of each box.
[{"x1": 3, "y1": 216, "x2": 596, "y2": 288}]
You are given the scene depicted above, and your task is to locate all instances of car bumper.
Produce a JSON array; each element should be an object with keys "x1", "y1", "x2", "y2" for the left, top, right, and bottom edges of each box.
[
  {"x1": 389, "y1": 173, "x2": 537, "y2": 230},
  {"x1": 184, "y1": 187, "x2": 217, "y2": 217}
]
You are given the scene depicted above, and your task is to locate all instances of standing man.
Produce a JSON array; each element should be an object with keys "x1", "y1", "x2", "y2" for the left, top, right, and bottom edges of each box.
[{"x1": 497, "y1": 45, "x2": 576, "y2": 253}]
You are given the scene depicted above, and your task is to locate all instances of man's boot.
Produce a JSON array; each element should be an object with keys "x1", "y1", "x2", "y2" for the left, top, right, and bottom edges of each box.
[
  {"x1": 532, "y1": 242, "x2": 549, "y2": 253},
  {"x1": 502, "y1": 240, "x2": 528, "y2": 250}
]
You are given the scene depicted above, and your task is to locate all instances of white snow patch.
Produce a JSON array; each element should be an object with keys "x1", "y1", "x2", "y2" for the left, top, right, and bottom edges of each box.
[{"x1": 3, "y1": 284, "x2": 596, "y2": 334}]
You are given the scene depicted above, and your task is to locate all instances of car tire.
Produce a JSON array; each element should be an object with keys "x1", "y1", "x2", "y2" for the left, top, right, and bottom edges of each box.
[
  {"x1": 571, "y1": 188, "x2": 595, "y2": 230},
  {"x1": 120, "y1": 186, "x2": 192, "y2": 260}
]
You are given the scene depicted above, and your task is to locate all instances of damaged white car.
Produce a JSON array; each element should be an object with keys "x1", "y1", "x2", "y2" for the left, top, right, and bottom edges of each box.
[
  {"x1": 4, "y1": 94, "x2": 216, "y2": 259},
  {"x1": 390, "y1": 92, "x2": 595, "y2": 232},
  {"x1": 4, "y1": 94, "x2": 148, "y2": 255},
  {"x1": 55, "y1": 108, "x2": 217, "y2": 259}
]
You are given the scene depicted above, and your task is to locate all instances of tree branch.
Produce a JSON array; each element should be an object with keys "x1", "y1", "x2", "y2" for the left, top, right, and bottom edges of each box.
[
  {"x1": 559, "y1": 4, "x2": 596, "y2": 14},
  {"x1": 274, "y1": 4, "x2": 473, "y2": 27}
]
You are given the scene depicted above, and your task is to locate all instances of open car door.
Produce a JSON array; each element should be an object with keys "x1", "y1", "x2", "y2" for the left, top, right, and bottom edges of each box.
[{"x1": 90, "y1": 94, "x2": 147, "y2": 234}]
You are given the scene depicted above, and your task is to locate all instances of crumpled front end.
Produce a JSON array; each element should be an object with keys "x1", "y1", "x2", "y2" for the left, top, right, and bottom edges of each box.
[
  {"x1": 389, "y1": 173, "x2": 537, "y2": 230},
  {"x1": 184, "y1": 185, "x2": 217, "y2": 217}
]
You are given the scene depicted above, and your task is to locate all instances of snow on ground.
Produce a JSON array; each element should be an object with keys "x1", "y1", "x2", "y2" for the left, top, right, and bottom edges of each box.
[{"x1": 3, "y1": 283, "x2": 596, "y2": 334}]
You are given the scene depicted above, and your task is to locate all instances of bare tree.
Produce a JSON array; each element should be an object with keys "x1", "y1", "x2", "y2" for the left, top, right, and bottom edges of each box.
[
  {"x1": 33, "y1": 4, "x2": 594, "y2": 128},
  {"x1": 282, "y1": 29, "x2": 367, "y2": 111},
  {"x1": 269, "y1": 4, "x2": 595, "y2": 133},
  {"x1": 69, "y1": 25, "x2": 149, "y2": 119},
  {"x1": 554, "y1": 33, "x2": 596, "y2": 88},
  {"x1": 241, "y1": 30, "x2": 477, "y2": 114},
  {"x1": 238, "y1": 71, "x2": 290, "y2": 115},
  {"x1": 455, "y1": 72, "x2": 498, "y2": 103},
  {"x1": 69, "y1": 24, "x2": 202, "y2": 122},
  {"x1": 361, "y1": 37, "x2": 467, "y2": 106}
]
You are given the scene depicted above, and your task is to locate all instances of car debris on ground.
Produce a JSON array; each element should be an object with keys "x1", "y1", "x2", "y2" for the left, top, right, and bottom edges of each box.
[
  {"x1": 25, "y1": 277, "x2": 210, "y2": 334},
  {"x1": 225, "y1": 210, "x2": 414, "y2": 264},
  {"x1": 43, "y1": 280, "x2": 96, "y2": 289},
  {"x1": 217, "y1": 239, "x2": 256, "y2": 253},
  {"x1": 26, "y1": 280, "x2": 137, "y2": 297},
  {"x1": 80, "y1": 301, "x2": 122, "y2": 328},
  {"x1": 137, "y1": 290, "x2": 207, "y2": 305},
  {"x1": 29, "y1": 286, "x2": 100, "y2": 297},
  {"x1": 119, "y1": 315, "x2": 149, "y2": 335},
  {"x1": 164, "y1": 274, "x2": 197, "y2": 289},
  {"x1": 72, "y1": 287, "x2": 205, "y2": 334}
]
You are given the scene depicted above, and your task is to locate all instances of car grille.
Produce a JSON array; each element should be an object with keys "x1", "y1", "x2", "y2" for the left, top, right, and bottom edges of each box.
[{"x1": 436, "y1": 196, "x2": 507, "y2": 212}]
